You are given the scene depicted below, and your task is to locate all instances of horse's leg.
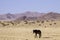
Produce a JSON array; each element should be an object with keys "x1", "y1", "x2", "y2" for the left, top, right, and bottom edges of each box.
[
  {"x1": 35, "y1": 33, "x2": 37, "y2": 38},
  {"x1": 39, "y1": 33, "x2": 41, "y2": 38}
]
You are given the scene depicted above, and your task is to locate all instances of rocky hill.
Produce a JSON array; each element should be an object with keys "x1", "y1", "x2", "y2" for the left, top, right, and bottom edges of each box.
[{"x1": 0, "y1": 11, "x2": 60, "y2": 21}]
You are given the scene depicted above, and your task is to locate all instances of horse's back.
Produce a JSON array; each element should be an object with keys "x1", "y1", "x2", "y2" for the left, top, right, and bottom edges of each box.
[
  {"x1": 33, "y1": 29, "x2": 41, "y2": 33},
  {"x1": 37, "y1": 30, "x2": 41, "y2": 33}
]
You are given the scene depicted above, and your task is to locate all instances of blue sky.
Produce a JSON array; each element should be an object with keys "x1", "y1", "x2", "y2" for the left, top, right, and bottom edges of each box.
[{"x1": 0, "y1": 0, "x2": 60, "y2": 14}]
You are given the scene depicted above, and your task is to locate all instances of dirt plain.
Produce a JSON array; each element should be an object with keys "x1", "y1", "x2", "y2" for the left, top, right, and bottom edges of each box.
[{"x1": 0, "y1": 20, "x2": 60, "y2": 40}]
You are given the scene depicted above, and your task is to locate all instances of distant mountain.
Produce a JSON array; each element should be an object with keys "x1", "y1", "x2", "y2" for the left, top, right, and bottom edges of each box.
[
  {"x1": 14, "y1": 11, "x2": 45, "y2": 21},
  {"x1": 39, "y1": 12, "x2": 60, "y2": 20},
  {"x1": 15, "y1": 12, "x2": 60, "y2": 21},
  {"x1": 14, "y1": 11, "x2": 45, "y2": 18},
  {"x1": 0, "y1": 11, "x2": 60, "y2": 21},
  {"x1": 0, "y1": 13, "x2": 16, "y2": 21}
]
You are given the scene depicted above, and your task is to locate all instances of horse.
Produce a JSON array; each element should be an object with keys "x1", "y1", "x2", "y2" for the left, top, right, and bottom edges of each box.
[{"x1": 33, "y1": 29, "x2": 41, "y2": 38}]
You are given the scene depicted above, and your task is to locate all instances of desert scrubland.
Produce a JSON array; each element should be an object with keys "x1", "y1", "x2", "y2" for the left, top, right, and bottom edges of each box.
[{"x1": 0, "y1": 20, "x2": 60, "y2": 40}]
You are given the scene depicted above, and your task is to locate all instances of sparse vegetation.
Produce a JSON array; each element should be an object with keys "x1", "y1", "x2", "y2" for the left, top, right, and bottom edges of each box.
[
  {"x1": 39, "y1": 24, "x2": 41, "y2": 26},
  {"x1": 24, "y1": 20, "x2": 28, "y2": 24},
  {"x1": 41, "y1": 21, "x2": 44, "y2": 23},
  {"x1": 54, "y1": 23, "x2": 56, "y2": 24},
  {"x1": 0, "y1": 20, "x2": 59, "y2": 40},
  {"x1": 26, "y1": 39, "x2": 28, "y2": 40},
  {"x1": 9, "y1": 21, "x2": 15, "y2": 25},
  {"x1": 31, "y1": 21, "x2": 35, "y2": 24},
  {"x1": 49, "y1": 24, "x2": 52, "y2": 25},
  {"x1": 36, "y1": 20, "x2": 40, "y2": 23},
  {"x1": 1, "y1": 23, "x2": 6, "y2": 26}
]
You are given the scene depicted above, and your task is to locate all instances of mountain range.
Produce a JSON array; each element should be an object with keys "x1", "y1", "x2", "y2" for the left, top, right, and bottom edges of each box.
[{"x1": 0, "y1": 11, "x2": 60, "y2": 21}]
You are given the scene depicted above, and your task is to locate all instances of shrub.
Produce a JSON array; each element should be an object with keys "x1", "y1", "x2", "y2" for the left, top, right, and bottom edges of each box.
[
  {"x1": 1, "y1": 23, "x2": 6, "y2": 26},
  {"x1": 49, "y1": 24, "x2": 52, "y2": 25},
  {"x1": 39, "y1": 24, "x2": 41, "y2": 26},
  {"x1": 9, "y1": 21, "x2": 14, "y2": 25},
  {"x1": 46, "y1": 20, "x2": 49, "y2": 22},
  {"x1": 54, "y1": 23, "x2": 56, "y2": 24},
  {"x1": 37, "y1": 20, "x2": 40, "y2": 23},
  {"x1": 41, "y1": 21, "x2": 44, "y2": 23},
  {"x1": 24, "y1": 21, "x2": 28, "y2": 24}
]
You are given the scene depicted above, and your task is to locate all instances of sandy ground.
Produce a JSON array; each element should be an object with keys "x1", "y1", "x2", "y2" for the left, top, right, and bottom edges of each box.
[
  {"x1": 0, "y1": 27, "x2": 60, "y2": 40},
  {"x1": 0, "y1": 21, "x2": 60, "y2": 40}
]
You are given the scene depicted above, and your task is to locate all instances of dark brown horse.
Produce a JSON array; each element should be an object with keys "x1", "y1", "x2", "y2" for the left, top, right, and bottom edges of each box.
[{"x1": 33, "y1": 29, "x2": 41, "y2": 38}]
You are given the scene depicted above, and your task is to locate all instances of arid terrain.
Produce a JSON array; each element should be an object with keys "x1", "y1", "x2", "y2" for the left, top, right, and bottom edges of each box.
[
  {"x1": 0, "y1": 20, "x2": 60, "y2": 40},
  {"x1": 0, "y1": 12, "x2": 60, "y2": 40},
  {"x1": 0, "y1": 0, "x2": 60, "y2": 40}
]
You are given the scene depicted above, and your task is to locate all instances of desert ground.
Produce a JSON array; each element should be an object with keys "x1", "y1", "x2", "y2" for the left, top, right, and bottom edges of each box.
[{"x1": 0, "y1": 20, "x2": 60, "y2": 40}]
